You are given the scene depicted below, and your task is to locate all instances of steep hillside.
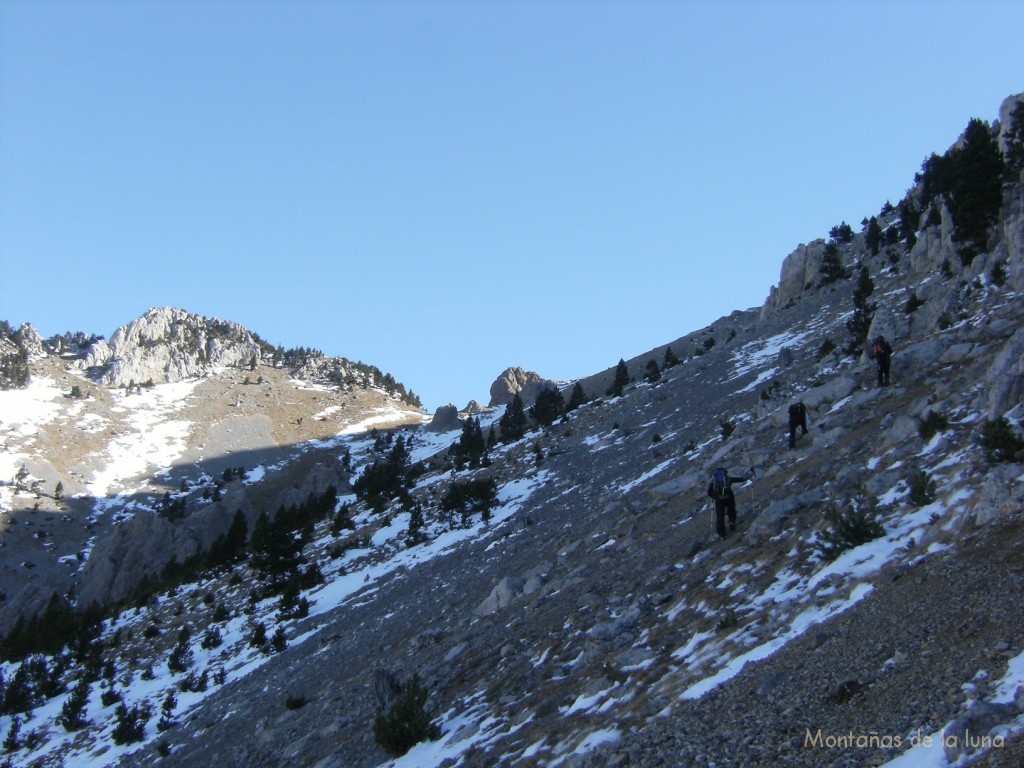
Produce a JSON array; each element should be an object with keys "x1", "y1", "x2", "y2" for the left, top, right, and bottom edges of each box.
[{"x1": 1, "y1": 93, "x2": 1024, "y2": 768}]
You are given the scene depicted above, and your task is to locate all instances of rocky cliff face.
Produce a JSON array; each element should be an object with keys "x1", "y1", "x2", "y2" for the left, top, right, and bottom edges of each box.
[{"x1": 84, "y1": 307, "x2": 264, "y2": 387}]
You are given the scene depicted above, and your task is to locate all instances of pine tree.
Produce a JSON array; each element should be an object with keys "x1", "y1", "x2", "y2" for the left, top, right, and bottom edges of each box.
[
  {"x1": 644, "y1": 359, "x2": 661, "y2": 383},
  {"x1": 819, "y1": 243, "x2": 847, "y2": 285},
  {"x1": 565, "y1": 382, "x2": 588, "y2": 412},
  {"x1": 529, "y1": 386, "x2": 564, "y2": 428},
  {"x1": 829, "y1": 221, "x2": 854, "y2": 243},
  {"x1": 845, "y1": 265, "x2": 876, "y2": 355},
  {"x1": 3, "y1": 717, "x2": 21, "y2": 751},
  {"x1": 372, "y1": 673, "x2": 441, "y2": 758},
  {"x1": 58, "y1": 678, "x2": 91, "y2": 731},
  {"x1": 607, "y1": 359, "x2": 630, "y2": 398},
  {"x1": 498, "y1": 393, "x2": 528, "y2": 443},
  {"x1": 864, "y1": 216, "x2": 882, "y2": 256},
  {"x1": 663, "y1": 346, "x2": 680, "y2": 369},
  {"x1": 455, "y1": 417, "x2": 486, "y2": 468},
  {"x1": 949, "y1": 118, "x2": 1005, "y2": 262},
  {"x1": 157, "y1": 689, "x2": 177, "y2": 732},
  {"x1": 111, "y1": 701, "x2": 151, "y2": 745},
  {"x1": 270, "y1": 626, "x2": 287, "y2": 654},
  {"x1": 406, "y1": 503, "x2": 425, "y2": 546},
  {"x1": 167, "y1": 627, "x2": 193, "y2": 674}
]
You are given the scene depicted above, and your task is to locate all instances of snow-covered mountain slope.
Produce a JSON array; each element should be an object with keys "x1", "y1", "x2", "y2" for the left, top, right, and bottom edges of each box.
[
  {"x1": 2, "y1": 93, "x2": 1024, "y2": 768},
  {"x1": 0, "y1": 321, "x2": 426, "y2": 625}
]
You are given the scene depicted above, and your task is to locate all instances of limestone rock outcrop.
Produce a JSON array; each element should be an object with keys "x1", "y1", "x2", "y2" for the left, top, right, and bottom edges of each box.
[
  {"x1": 488, "y1": 366, "x2": 556, "y2": 407},
  {"x1": 94, "y1": 307, "x2": 263, "y2": 387}
]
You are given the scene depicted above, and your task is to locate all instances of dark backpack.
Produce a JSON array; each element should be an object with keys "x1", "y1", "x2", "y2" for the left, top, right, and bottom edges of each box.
[
  {"x1": 711, "y1": 467, "x2": 729, "y2": 498},
  {"x1": 789, "y1": 402, "x2": 806, "y2": 420}
]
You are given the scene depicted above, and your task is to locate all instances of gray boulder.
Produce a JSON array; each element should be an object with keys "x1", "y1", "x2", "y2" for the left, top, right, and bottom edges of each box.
[
  {"x1": 427, "y1": 403, "x2": 462, "y2": 432},
  {"x1": 984, "y1": 327, "x2": 1024, "y2": 418},
  {"x1": 942, "y1": 701, "x2": 1017, "y2": 763},
  {"x1": 745, "y1": 491, "x2": 823, "y2": 544},
  {"x1": 475, "y1": 576, "x2": 526, "y2": 617}
]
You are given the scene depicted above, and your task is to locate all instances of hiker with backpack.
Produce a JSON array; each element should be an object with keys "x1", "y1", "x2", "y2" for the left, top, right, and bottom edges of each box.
[
  {"x1": 707, "y1": 467, "x2": 754, "y2": 540},
  {"x1": 788, "y1": 401, "x2": 808, "y2": 449},
  {"x1": 870, "y1": 335, "x2": 893, "y2": 387}
]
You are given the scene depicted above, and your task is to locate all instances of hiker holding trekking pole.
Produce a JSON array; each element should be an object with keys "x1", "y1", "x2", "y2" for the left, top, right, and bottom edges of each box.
[{"x1": 707, "y1": 467, "x2": 755, "y2": 540}]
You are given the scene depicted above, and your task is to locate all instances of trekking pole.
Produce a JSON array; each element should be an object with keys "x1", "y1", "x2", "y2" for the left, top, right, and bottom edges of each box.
[{"x1": 748, "y1": 466, "x2": 756, "y2": 509}]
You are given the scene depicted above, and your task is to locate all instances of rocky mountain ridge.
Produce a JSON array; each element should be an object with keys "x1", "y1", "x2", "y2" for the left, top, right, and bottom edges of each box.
[
  {"x1": 0, "y1": 92, "x2": 1023, "y2": 768},
  {"x1": 0, "y1": 312, "x2": 427, "y2": 631}
]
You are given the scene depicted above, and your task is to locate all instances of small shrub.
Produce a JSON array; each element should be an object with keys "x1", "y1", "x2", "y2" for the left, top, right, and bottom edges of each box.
[
  {"x1": 917, "y1": 410, "x2": 949, "y2": 441},
  {"x1": 818, "y1": 338, "x2": 837, "y2": 360},
  {"x1": 285, "y1": 694, "x2": 308, "y2": 710},
  {"x1": 716, "y1": 610, "x2": 739, "y2": 631},
  {"x1": 111, "y1": 701, "x2": 151, "y2": 745},
  {"x1": 101, "y1": 687, "x2": 123, "y2": 707},
  {"x1": 249, "y1": 621, "x2": 268, "y2": 650},
  {"x1": 813, "y1": 501, "x2": 885, "y2": 562},
  {"x1": 991, "y1": 259, "x2": 1008, "y2": 287},
  {"x1": 906, "y1": 469, "x2": 936, "y2": 507},
  {"x1": 719, "y1": 420, "x2": 734, "y2": 441},
  {"x1": 372, "y1": 673, "x2": 441, "y2": 758},
  {"x1": 937, "y1": 312, "x2": 954, "y2": 331},
  {"x1": 269, "y1": 626, "x2": 287, "y2": 654},
  {"x1": 978, "y1": 417, "x2": 1024, "y2": 464},
  {"x1": 904, "y1": 292, "x2": 925, "y2": 314}
]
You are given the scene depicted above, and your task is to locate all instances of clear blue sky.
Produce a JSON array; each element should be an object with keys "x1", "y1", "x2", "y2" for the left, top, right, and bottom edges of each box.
[{"x1": 2, "y1": 1, "x2": 1022, "y2": 410}]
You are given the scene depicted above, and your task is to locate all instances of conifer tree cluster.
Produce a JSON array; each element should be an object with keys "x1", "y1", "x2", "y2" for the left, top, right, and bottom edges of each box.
[
  {"x1": 450, "y1": 417, "x2": 488, "y2": 469},
  {"x1": 916, "y1": 116, "x2": 1007, "y2": 264},
  {"x1": 529, "y1": 385, "x2": 564, "y2": 427},
  {"x1": 249, "y1": 487, "x2": 335, "y2": 595},
  {"x1": 354, "y1": 435, "x2": 418, "y2": 512},
  {"x1": 440, "y1": 478, "x2": 499, "y2": 527}
]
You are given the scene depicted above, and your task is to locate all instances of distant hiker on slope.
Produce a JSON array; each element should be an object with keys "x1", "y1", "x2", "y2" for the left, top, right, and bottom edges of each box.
[
  {"x1": 707, "y1": 467, "x2": 754, "y2": 540},
  {"x1": 870, "y1": 335, "x2": 893, "y2": 387},
  {"x1": 788, "y1": 401, "x2": 808, "y2": 449}
]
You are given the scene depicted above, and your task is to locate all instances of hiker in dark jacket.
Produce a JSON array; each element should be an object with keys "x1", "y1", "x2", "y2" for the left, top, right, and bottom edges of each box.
[
  {"x1": 871, "y1": 335, "x2": 893, "y2": 387},
  {"x1": 707, "y1": 468, "x2": 753, "y2": 539},
  {"x1": 788, "y1": 401, "x2": 808, "y2": 449}
]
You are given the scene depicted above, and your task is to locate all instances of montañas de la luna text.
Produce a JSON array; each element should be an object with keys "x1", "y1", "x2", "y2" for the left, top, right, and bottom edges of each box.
[{"x1": 804, "y1": 728, "x2": 1006, "y2": 751}]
